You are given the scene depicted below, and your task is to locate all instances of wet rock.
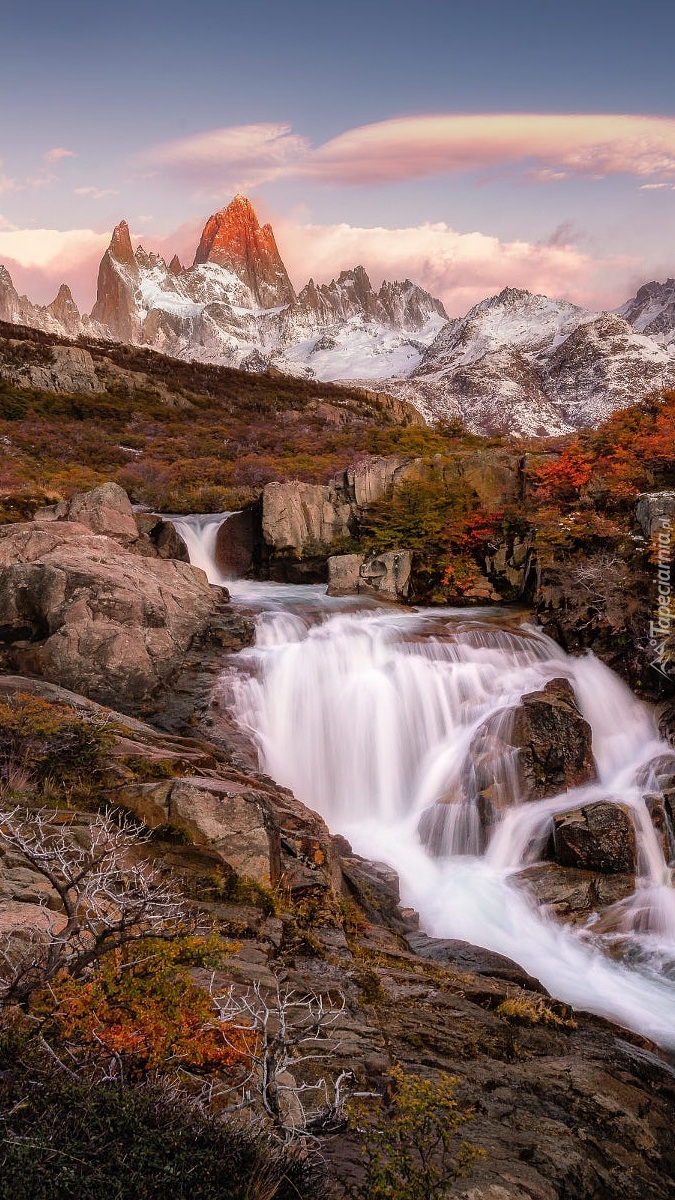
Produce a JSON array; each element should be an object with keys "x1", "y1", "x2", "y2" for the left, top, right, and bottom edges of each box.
[
  {"x1": 215, "y1": 509, "x2": 256, "y2": 576},
  {"x1": 515, "y1": 863, "x2": 635, "y2": 924},
  {"x1": 552, "y1": 802, "x2": 637, "y2": 873},
  {"x1": 404, "y1": 931, "x2": 547, "y2": 991},
  {"x1": 469, "y1": 679, "x2": 596, "y2": 814},
  {"x1": 510, "y1": 678, "x2": 597, "y2": 801},
  {"x1": 0, "y1": 521, "x2": 221, "y2": 712}
]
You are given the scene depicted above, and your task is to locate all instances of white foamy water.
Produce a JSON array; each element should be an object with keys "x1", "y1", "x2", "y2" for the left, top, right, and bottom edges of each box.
[
  {"x1": 163, "y1": 512, "x2": 235, "y2": 586},
  {"x1": 223, "y1": 601, "x2": 675, "y2": 1048},
  {"x1": 179, "y1": 514, "x2": 675, "y2": 1046}
]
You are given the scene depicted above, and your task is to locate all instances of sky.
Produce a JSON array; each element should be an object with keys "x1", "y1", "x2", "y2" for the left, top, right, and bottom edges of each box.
[{"x1": 2, "y1": 0, "x2": 675, "y2": 316}]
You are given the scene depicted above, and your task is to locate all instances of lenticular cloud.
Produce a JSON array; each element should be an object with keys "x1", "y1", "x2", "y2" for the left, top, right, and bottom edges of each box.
[{"x1": 141, "y1": 113, "x2": 675, "y2": 189}]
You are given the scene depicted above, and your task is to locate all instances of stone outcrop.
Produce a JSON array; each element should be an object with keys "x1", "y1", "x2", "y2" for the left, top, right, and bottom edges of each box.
[
  {"x1": 261, "y1": 481, "x2": 352, "y2": 557},
  {"x1": 0, "y1": 340, "x2": 103, "y2": 394},
  {"x1": 551, "y1": 802, "x2": 637, "y2": 873},
  {"x1": 327, "y1": 550, "x2": 413, "y2": 602},
  {"x1": 0, "y1": 521, "x2": 221, "y2": 711},
  {"x1": 35, "y1": 484, "x2": 190, "y2": 563},
  {"x1": 635, "y1": 490, "x2": 675, "y2": 539}
]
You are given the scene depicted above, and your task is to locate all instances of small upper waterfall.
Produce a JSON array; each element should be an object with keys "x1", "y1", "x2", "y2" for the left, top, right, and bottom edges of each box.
[{"x1": 164, "y1": 512, "x2": 234, "y2": 585}]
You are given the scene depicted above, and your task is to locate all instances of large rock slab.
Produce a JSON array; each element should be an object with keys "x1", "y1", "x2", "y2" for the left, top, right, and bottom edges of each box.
[
  {"x1": 0, "y1": 521, "x2": 220, "y2": 711},
  {"x1": 261, "y1": 481, "x2": 352, "y2": 557}
]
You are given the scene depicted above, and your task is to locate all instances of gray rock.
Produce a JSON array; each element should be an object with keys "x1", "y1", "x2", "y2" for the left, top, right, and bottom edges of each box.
[
  {"x1": 327, "y1": 549, "x2": 412, "y2": 601},
  {"x1": 635, "y1": 490, "x2": 675, "y2": 539},
  {"x1": 0, "y1": 521, "x2": 220, "y2": 711}
]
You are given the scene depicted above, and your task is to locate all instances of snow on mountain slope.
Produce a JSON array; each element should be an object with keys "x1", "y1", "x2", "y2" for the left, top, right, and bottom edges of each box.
[
  {"x1": 399, "y1": 288, "x2": 675, "y2": 434},
  {"x1": 3, "y1": 197, "x2": 675, "y2": 437},
  {"x1": 616, "y1": 279, "x2": 675, "y2": 347}
]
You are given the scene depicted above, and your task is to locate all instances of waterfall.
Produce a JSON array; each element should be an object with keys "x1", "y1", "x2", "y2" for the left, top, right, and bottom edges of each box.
[
  {"x1": 218, "y1": 595, "x2": 675, "y2": 1048},
  {"x1": 164, "y1": 512, "x2": 234, "y2": 585}
]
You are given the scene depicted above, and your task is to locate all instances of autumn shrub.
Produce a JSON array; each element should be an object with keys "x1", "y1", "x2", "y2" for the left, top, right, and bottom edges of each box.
[
  {"x1": 344, "y1": 1065, "x2": 482, "y2": 1200},
  {"x1": 37, "y1": 937, "x2": 251, "y2": 1081},
  {"x1": 0, "y1": 1030, "x2": 328, "y2": 1200},
  {"x1": 0, "y1": 693, "x2": 112, "y2": 799}
]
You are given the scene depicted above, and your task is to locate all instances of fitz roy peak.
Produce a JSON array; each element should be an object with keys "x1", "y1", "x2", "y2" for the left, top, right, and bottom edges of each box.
[{"x1": 1, "y1": 194, "x2": 675, "y2": 435}]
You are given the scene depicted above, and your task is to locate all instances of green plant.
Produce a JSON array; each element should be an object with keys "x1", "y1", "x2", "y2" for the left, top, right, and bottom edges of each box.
[
  {"x1": 344, "y1": 1065, "x2": 482, "y2": 1200},
  {"x1": 0, "y1": 1030, "x2": 328, "y2": 1199},
  {"x1": 0, "y1": 694, "x2": 112, "y2": 801}
]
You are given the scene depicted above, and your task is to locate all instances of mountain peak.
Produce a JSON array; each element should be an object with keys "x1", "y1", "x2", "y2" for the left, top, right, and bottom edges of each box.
[
  {"x1": 193, "y1": 195, "x2": 296, "y2": 308},
  {"x1": 109, "y1": 220, "x2": 136, "y2": 267}
]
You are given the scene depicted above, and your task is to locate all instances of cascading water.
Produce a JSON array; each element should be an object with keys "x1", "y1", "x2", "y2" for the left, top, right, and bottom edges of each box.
[
  {"x1": 220, "y1": 600, "x2": 675, "y2": 1048},
  {"x1": 175, "y1": 513, "x2": 675, "y2": 1046},
  {"x1": 164, "y1": 512, "x2": 234, "y2": 586}
]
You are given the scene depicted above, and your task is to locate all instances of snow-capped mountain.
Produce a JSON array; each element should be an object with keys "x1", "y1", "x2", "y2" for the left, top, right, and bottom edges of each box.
[
  {"x1": 2, "y1": 195, "x2": 675, "y2": 436},
  {"x1": 86, "y1": 196, "x2": 447, "y2": 377},
  {"x1": 376, "y1": 288, "x2": 675, "y2": 435},
  {"x1": 615, "y1": 279, "x2": 675, "y2": 348}
]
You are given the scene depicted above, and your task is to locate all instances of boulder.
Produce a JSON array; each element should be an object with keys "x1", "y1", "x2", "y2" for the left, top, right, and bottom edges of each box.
[
  {"x1": 215, "y1": 509, "x2": 256, "y2": 575},
  {"x1": 327, "y1": 553, "x2": 364, "y2": 596},
  {"x1": 327, "y1": 549, "x2": 413, "y2": 601},
  {"x1": 261, "y1": 481, "x2": 352, "y2": 557},
  {"x1": 359, "y1": 550, "x2": 412, "y2": 601},
  {"x1": 551, "y1": 802, "x2": 637, "y2": 873},
  {"x1": 113, "y1": 773, "x2": 334, "y2": 895},
  {"x1": 468, "y1": 679, "x2": 596, "y2": 817},
  {"x1": 509, "y1": 678, "x2": 597, "y2": 801},
  {"x1": 0, "y1": 521, "x2": 221, "y2": 711},
  {"x1": 58, "y1": 481, "x2": 139, "y2": 545}
]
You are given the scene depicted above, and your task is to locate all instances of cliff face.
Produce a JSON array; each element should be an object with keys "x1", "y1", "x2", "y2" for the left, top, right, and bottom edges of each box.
[{"x1": 193, "y1": 194, "x2": 296, "y2": 308}]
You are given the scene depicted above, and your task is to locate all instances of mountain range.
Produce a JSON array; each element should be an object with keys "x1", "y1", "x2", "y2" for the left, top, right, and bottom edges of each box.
[{"x1": 2, "y1": 194, "x2": 675, "y2": 436}]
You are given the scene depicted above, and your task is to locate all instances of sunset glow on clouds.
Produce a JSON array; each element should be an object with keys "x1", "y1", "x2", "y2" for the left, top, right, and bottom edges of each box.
[{"x1": 141, "y1": 113, "x2": 675, "y2": 189}]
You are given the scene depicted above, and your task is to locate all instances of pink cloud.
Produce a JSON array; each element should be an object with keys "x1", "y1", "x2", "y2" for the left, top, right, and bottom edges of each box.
[
  {"x1": 140, "y1": 114, "x2": 675, "y2": 189},
  {"x1": 44, "y1": 147, "x2": 76, "y2": 166},
  {"x1": 0, "y1": 228, "x2": 109, "y2": 308},
  {"x1": 273, "y1": 217, "x2": 644, "y2": 314},
  {"x1": 140, "y1": 123, "x2": 309, "y2": 191}
]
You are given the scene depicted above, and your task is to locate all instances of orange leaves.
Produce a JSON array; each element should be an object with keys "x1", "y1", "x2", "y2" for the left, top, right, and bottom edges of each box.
[
  {"x1": 531, "y1": 445, "x2": 594, "y2": 506},
  {"x1": 44, "y1": 941, "x2": 254, "y2": 1079}
]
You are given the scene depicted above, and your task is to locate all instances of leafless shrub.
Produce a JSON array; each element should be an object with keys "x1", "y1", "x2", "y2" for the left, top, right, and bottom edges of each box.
[
  {"x1": 211, "y1": 976, "x2": 362, "y2": 1142},
  {"x1": 0, "y1": 807, "x2": 193, "y2": 1007}
]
